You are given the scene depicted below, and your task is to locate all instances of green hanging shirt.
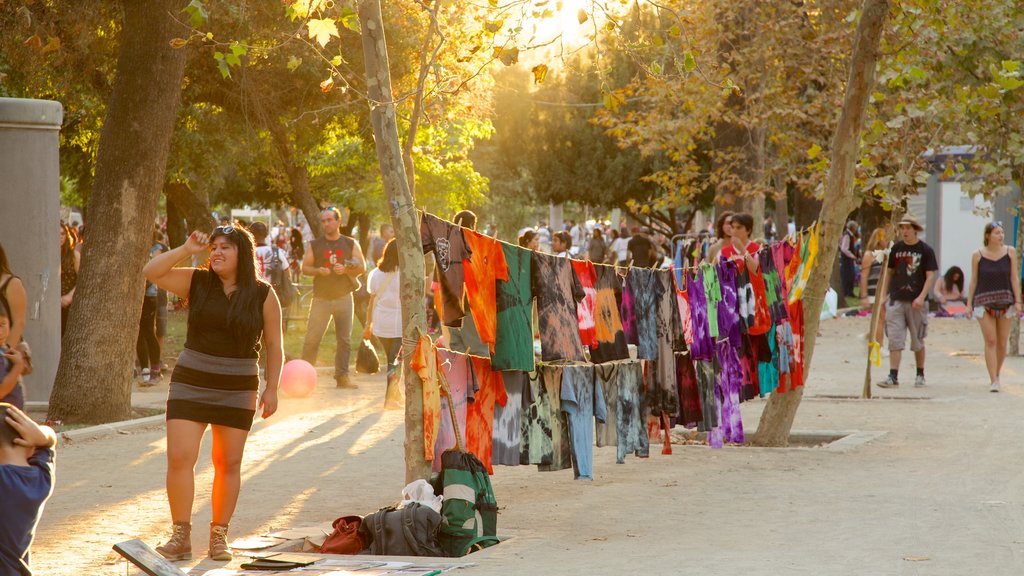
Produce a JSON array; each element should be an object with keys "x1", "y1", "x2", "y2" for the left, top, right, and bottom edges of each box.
[{"x1": 491, "y1": 242, "x2": 535, "y2": 371}]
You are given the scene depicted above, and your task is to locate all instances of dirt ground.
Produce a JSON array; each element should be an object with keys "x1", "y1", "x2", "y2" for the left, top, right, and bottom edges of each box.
[{"x1": 29, "y1": 316, "x2": 1024, "y2": 575}]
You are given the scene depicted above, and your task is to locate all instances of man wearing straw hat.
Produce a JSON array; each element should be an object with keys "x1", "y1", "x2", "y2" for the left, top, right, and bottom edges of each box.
[{"x1": 877, "y1": 215, "x2": 937, "y2": 389}]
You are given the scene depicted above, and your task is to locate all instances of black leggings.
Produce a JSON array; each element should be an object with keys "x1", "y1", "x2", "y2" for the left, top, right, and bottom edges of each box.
[{"x1": 137, "y1": 296, "x2": 160, "y2": 369}]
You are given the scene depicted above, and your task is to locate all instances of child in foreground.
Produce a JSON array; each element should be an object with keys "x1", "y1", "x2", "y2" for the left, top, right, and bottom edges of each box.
[{"x1": 0, "y1": 403, "x2": 57, "y2": 576}]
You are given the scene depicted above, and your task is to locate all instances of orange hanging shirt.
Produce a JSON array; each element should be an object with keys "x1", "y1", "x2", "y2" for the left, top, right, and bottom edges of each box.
[
  {"x1": 410, "y1": 335, "x2": 442, "y2": 461},
  {"x1": 466, "y1": 357, "x2": 508, "y2": 474},
  {"x1": 462, "y1": 230, "x2": 510, "y2": 353}
]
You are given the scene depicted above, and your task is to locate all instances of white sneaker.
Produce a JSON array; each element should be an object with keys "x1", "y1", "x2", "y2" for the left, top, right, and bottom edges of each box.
[
  {"x1": 914, "y1": 374, "x2": 926, "y2": 387},
  {"x1": 991, "y1": 381, "x2": 1000, "y2": 393},
  {"x1": 141, "y1": 368, "x2": 150, "y2": 382}
]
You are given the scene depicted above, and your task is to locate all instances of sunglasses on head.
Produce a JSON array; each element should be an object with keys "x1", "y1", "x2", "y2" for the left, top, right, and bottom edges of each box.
[{"x1": 213, "y1": 225, "x2": 238, "y2": 236}]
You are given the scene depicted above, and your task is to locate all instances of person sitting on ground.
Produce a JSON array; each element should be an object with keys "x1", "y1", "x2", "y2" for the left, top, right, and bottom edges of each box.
[
  {"x1": 0, "y1": 403, "x2": 57, "y2": 576},
  {"x1": 934, "y1": 266, "x2": 965, "y2": 305}
]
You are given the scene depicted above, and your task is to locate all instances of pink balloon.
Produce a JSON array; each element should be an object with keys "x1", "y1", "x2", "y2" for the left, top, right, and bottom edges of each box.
[{"x1": 280, "y1": 359, "x2": 317, "y2": 398}]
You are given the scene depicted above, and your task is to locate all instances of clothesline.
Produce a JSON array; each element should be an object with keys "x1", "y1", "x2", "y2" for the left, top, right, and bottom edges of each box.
[{"x1": 421, "y1": 210, "x2": 817, "y2": 277}]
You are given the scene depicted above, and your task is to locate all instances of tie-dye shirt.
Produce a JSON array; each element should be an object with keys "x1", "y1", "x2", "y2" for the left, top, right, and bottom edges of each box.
[
  {"x1": 590, "y1": 265, "x2": 629, "y2": 363},
  {"x1": 532, "y1": 252, "x2": 586, "y2": 362},
  {"x1": 466, "y1": 357, "x2": 507, "y2": 474}
]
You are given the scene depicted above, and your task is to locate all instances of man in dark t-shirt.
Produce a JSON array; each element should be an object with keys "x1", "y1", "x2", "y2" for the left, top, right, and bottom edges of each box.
[
  {"x1": 878, "y1": 216, "x2": 937, "y2": 389},
  {"x1": 627, "y1": 228, "x2": 655, "y2": 268},
  {"x1": 301, "y1": 208, "x2": 365, "y2": 389}
]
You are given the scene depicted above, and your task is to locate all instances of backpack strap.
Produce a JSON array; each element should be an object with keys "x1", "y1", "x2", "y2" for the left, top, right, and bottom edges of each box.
[
  {"x1": 460, "y1": 535, "x2": 500, "y2": 556},
  {"x1": 369, "y1": 505, "x2": 393, "y2": 555},
  {"x1": 399, "y1": 504, "x2": 424, "y2": 556}
]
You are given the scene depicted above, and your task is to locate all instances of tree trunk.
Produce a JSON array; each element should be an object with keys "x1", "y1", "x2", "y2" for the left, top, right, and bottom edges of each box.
[
  {"x1": 401, "y1": 0, "x2": 442, "y2": 196},
  {"x1": 166, "y1": 194, "x2": 188, "y2": 249},
  {"x1": 165, "y1": 181, "x2": 215, "y2": 239},
  {"x1": 265, "y1": 116, "x2": 323, "y2": 239},
  {"x1": 752, "y1": 0, "x2": 890, "y2": 446},
  {"x1": 359, "y1": 0, "x2": 430, "y2": 483},
  {"x1": 48, "y1": 0, "x2": 189, "y2": 423}
]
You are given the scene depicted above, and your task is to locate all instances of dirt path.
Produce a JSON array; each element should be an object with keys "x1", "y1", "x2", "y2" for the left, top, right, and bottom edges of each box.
[{"x1": 30, "y1": 316, "x2": 1024, "y2": 575}]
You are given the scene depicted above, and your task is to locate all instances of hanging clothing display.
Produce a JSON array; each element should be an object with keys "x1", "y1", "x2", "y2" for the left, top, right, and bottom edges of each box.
[
  {"x1": 559, "y1": 365, "x2": 607, "y2": 480},
  {"x1": 715, "y1": 340, "x2": 745, "y2": 444},
  {"x1": 466, "y1": 357, "x2": 508, "y2": 474},
  {"x1": 532, "y1": 252, "x2": 586, "y2": 362},
  {"x1": 612, "y1": 361, "x2": 649, "y2": 464},
  {"x1": 649, "y1": 270, "x2": 680, "y2": 418},
  {"x1": 676, "y1": 353, "x2": 702, "y2": 428},
  {"x1": 716, "y1": 259, "x2": 742, "y2": 348},
  {"x1": 462, "y1": 230, "x2": 509, "y2": 352},
  {"x1": 537, "y1": 365, "x2": 572, "y2": 472},
  {"x1": 620, "y1": 271, "x2": 638, "y2": 345},
  {"x1": 421, "y1": 212, "x2": 472, "y2": 327},
  {"x1": 521, "y1": 371, "x2": 554, "y2": 466},
  {"x1": 590, "y1": 265, "x2": 629, "y2": 364},
  {"x1": 626, "y1": 268, "x2": 663, "y2": 360},
  {"x1": 410, "y1": 335, "x2": 442, "y2": 462},
  {"x1": 492, "y1": 371, "x2": 528, "y2": 467},
  {"x1": 432, "y1": 348, "x2": 476, "y2": 472},
  {"x1": 595, "y1": 363, "x2": 620, "y2": 448},
  {"x1": 686, "y1": 268, "x2": 714, "y2": 362},
  {"x1": 571, "y1": 260, "x2": 598, "y2": 348},
  {"x1": 492, "y1": 243, "x2": 535, "y2": 372}
]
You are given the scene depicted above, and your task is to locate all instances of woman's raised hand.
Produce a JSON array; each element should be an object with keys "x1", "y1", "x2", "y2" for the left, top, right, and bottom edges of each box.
[{"x1": 184, "y1": 231, "x2": 210, "y2": 254}]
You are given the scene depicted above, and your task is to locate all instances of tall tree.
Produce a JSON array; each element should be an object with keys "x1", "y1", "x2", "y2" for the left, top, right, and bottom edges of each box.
[
  {"x1": 48, "y1": 0, "x2": 189, "y2": 422},
  {"x1": 753, "y1": 0, "x2": 890, "y2": 446},
  {"x1": 358, "y1": 0, "x2": 430, "y2": 482}
]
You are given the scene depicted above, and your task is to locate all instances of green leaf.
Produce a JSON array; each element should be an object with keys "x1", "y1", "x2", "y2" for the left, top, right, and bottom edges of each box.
[
  {"x1": 1002, "y1": 60, "x2": 1021, "y2": 73},
  {"x1": 182, "y1": 0, "x2": 208, "y2": 28},
  {"x1": 308, "y1": 18, "x2": 340, "y2": 48},
  {"x1": 330, "y1": 55, "x2": 342, "y2": 66},
  {"x1": 214, "y1": 53, "x2": 230, "y2": 79},
  {"x1": 287, "y1": 55, "x2": 302, "y2": 71},
  {"x1": 908, "y1": 67, "x2": 926, "y2": 81},
  {"x1": 996, "y1": 76, "x2": 1024, "y2": 91},
  {"x1": 807, "y1": 143, "x2": 822, "y2": 159},
  {"x1": 339, "y1": 9, "x2": 360, "y2": 33},
  {"x1": 651, "y1": 61, "x2": 663, "y2": 76},
  {"x1": 683, "y1": 51, "x2": 696, "y2": 72},
  {"x1": 668, "y1": 25, "x2": 681, "y2": 37}
]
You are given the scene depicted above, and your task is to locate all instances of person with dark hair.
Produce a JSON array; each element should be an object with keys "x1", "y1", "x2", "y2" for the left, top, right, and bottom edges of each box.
[
  {"x1": 453, "y1": 209, "x2": 477, "y2": 230},
  {"x1": 363, "y1": 239, "x2": 403, "y2": 409},
  {"x1": 966, "y1": 222, "x2": 1022, "y2": 392},
  {"x1": 610, "y1": 227, "x2": 630, "y2": 265},
  {"x1": 369, "y1": 222, "x2": 395, "y2": 264},
  {"x1": 138, "y1": 230, "x2": 168, "y2": 385},
  {"x1": 289, "y1": 227, "x2": 305, "y2": 283},
  {"x1": 143, "y1": 225, "x2": 283, "y2": 562},
  {"x1": 301, "y1": 208, "x2": 365, "y2": 389},
  {"x1": 720, "y1": 213, "x2": 760, "y2": 272},
  {"x1": 877, "y1": 216, "x2": 937, "y2": 389},
  {"x1": 0, "y1": 403, "x2": 57, "y2": 576},
  {"x1": 705, "y1": 211, "x2": 734, "y2": 263},
  {"x1": 839, "y1": 220, "x2": 861, "y2": 300},
  {"x1": 518, "y1": 230, "x2": 540, "y2": 251},
  {"x1": 934, "y1": 266, "x2": 964, "y2": 305},
  {"x1": 552, "y1": 230, "x2": 572, "y2": 258},
  {"x1": 627, "y1": 227, "x2": 655, "y2": 267},
  {"x1": 0, "y1": 243, "x2": 29, "y2": 377},
  {"x1": 587, "y1": 227, "x2": 607, "y2": 263},
  {"x1": 59, "y1": 223, "x2": 80, "y2": 336}
]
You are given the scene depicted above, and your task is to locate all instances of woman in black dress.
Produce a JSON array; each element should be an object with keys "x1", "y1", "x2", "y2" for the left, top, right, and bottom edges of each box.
[{"x1": 144, "y1": 226, "x2": 282, "y2": 561}]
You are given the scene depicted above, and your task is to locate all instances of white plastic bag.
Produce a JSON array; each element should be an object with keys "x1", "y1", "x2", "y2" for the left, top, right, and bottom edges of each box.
[
  {"x1": 820, "y1": 287, "x2": 839, "y2": 320},
  {"x1": 397, "y1": 479, "x2": 443, "y2": 514}
]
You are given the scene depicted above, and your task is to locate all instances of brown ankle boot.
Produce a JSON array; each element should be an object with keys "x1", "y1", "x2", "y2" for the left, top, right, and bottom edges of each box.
[
  {"x1": 209, "y1": 523, "x2": 232, "y2": 561},
  {"x1": 155, "y1": 522, "x2": 192, "y2": 561}
]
